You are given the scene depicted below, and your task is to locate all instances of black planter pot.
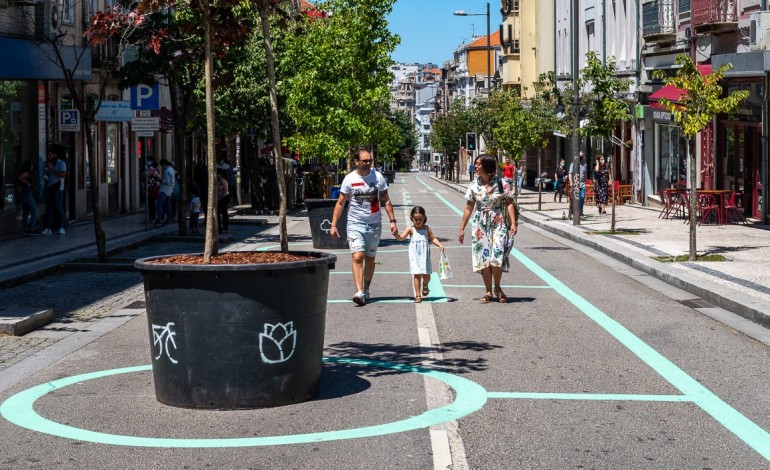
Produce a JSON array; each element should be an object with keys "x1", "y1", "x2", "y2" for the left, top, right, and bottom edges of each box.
[
  {"x1": 306, "y1": 198, "x2": 348, "y2": 249},
  {"x1": 382, "y1": 170, "x2": 396, "y2": 184},
  {"x1": 135, "y1": 251, "x2": 336, "y2": 409}
]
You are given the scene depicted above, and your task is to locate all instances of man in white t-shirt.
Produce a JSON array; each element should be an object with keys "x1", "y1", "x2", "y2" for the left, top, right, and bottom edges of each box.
[{"x1": 331, "y1": 149, "x2": 398, "y2": 306}]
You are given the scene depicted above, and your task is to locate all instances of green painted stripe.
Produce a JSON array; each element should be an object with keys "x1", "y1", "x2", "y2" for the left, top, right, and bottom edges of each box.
[
  {"x1": 329, "y1": 273, "x2": 449, "y2": 303},
  {"x1": 441, "y1": 284, "x2": 552, "y2": 289},
  {"x1": 509, "y1": 246, "x2": 770, "y2": 461},
  {"x1": 415, "y1": 177, "x2": 432, "y2": 191},
  {"x1": 487, "y1": 392, "x2": 692, "y2": 402}
]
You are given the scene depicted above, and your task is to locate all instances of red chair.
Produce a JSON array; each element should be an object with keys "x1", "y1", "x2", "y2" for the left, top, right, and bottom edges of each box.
[
  {"x1": 657, "y1": 190, "x2": 672, "y2": 219},
  {"x1": 697, "y1": 193, "x2": 719, "y2": 225},
  {"x1": 724, "y1": 192, "x2": 748, "y2": 225}
]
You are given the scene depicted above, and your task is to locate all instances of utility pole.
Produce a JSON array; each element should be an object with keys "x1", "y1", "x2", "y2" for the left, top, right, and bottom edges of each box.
[{"x1": 571, "y1": 0, "x2": 581, "y2": 225}]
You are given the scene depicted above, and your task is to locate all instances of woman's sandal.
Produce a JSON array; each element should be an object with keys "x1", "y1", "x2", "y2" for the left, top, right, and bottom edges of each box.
[
  {"x1": 422, "y1": 286, "x2": 430, "y2": 297},
  {"x1": 414, "y1": 296, "x2": 422, "y2": 303},
  {"x1": 495, "y1": 289, "x2": 508, "y2": 303},
  {"x1": 480, "y1": 293, "x2": 493, "y2": 304}
]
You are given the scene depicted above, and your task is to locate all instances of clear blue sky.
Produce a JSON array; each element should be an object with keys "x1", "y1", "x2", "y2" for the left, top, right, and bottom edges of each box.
[{"x1": 388, "y1": 0, "x2": 494, "y2": 66}]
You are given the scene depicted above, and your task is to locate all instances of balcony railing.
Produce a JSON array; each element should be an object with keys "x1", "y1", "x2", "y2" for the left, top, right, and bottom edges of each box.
[
  {"x1": 91, "y1": 38, "x2": 119, "y2": 69},
  {"x1": 642, "y1": 0, "x2": 675, "y2": 39},
  {"x1": 692, "y1": 0, "x2": 738, "y2": 30}
]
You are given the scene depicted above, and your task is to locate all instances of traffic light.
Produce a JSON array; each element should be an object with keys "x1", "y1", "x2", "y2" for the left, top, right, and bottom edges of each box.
[{"x1": 466, "y1": 132, "x2": 476, "y2": 151}]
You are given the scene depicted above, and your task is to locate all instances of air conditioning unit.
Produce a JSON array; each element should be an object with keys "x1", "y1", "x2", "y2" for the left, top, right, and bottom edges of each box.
[
  {"x1": 34, "y1": 0, "x2": 61, "y2": 41},
  {"x1": 750, "y1": 11, "x2": 770, "y2": 51}
]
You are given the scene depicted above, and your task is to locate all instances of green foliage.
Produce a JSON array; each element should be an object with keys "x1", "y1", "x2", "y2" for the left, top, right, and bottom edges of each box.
[
  {"x1": 653, "y1": 55, "x2": 749, "y2": 138},
  {"x1": 577, "y1": 51, "x2": 632, "y2": 140},
  {"x1": 492, "y1": 88, "x2": 529, "y2": 161},
  {"x1": 430, "y1": 99, "x2": 472, "y2": 156},
  {"x1": 282, "y1": 0, "x2": 399, "y2": 164},
  {"x1": 375, "y1": 110, "x2": 418, "y2": 167},
  {"x1": 526, "y1": 72, "x2": 566, "y2": 150}
]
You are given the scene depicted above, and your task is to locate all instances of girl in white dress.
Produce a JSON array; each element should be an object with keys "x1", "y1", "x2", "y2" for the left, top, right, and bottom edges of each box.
[{"x1": 395, "y1": 206, "x2": 445, "y2": 303}]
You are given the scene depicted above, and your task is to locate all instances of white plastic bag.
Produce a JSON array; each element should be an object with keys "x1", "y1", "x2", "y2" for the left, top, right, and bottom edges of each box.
[{"x1": 439, "y1": 251, "x2": 453, "y2": 280}]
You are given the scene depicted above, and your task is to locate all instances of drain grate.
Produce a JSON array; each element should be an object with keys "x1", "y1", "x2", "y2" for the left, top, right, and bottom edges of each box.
[{"x1": 679, "y1": 298, "x2": 714, "y2": 309}]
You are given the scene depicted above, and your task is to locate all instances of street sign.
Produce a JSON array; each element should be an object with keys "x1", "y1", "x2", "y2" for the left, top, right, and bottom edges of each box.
[
  {"x1": 136, "y1": 131, "x2": 155, "y2": 137},
  {"x1": 59, "y1": 109, "x2": 80, "y2": 132},
  {"x1": 130, "y1": 83, "x2": 160, "y2": 110},
  {"x1": 131, "y1": 117, "x2": 160, "y2": 132},
  {"x1": 95, "y1": 101, "x2": 133, "y2": 122}
]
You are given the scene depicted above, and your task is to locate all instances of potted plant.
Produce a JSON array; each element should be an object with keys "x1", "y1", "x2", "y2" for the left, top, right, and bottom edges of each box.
[{"x1": 91, "y1": 0, "x2": 336, "y2": 409}]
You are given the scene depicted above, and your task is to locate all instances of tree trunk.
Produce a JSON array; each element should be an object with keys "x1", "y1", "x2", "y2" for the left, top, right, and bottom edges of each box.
[
  {"x1": 258, "y1": 0, "x2": 288, "y2": 252},
  {"x1": 688, "y1": 138, "x2": 697, "y2": 261},
  {"x1": 537, "y1": 148, "x2": 542, "y2": 211},
  {"x1": 83, "y1": 117, "x2": 107, "y2": 262},
  {"x1": 202, "y1": 2, "x2": 218, "y2": 262}
]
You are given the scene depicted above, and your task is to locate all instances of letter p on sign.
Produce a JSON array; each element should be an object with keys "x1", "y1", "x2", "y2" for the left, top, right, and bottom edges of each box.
[{"x1": 130, "y1": 83, "x2": 160, "y2": 110}]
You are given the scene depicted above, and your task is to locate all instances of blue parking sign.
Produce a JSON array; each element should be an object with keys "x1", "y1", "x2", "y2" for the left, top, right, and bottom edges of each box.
[{"x1": 130, "y1": 83, "x2": 160, "y2": 110}]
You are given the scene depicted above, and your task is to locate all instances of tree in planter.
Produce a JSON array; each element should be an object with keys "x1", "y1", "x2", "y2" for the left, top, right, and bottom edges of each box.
[
  {"x1": 576, "y1": 51, "x2": 632, "y2": 232},
  {"x1": 654, "y1": 54, "x2": 749, "y2": 261},
  {"x1": 526, "y1": 72, "x2": 567, "y2": 211},
  {"x1": 283, "y1": 0, "x2": 399, "y2": 187}
]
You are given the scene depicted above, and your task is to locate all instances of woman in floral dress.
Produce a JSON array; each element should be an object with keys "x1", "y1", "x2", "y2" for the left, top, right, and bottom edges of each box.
[
  {"x1": 594, "y1": 154, "x2": 611, "y2": 215},
  {"x1": 458, "y1": 154, "x2": 518, "y2": 303}
]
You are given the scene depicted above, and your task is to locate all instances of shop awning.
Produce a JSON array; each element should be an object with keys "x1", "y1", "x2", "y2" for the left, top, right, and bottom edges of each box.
[{"x1": 648, "y1": 64, "x2": 712, "y2": 107}]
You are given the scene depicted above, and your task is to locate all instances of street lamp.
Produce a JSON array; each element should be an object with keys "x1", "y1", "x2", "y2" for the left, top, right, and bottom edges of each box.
[{"x1": 453, "y1": 2, "x2": 491, "y2": 92}]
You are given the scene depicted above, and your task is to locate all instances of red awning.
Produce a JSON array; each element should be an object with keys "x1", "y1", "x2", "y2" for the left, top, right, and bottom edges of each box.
[{"x1": 649, "y1": 63, "x2": 712, "y2": 107}]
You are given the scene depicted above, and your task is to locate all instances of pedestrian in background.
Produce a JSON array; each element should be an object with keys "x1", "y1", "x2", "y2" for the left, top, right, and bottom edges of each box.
[
  {"x1": 468, "y1": 161, "x2": 474, "y2": 181},
  {"x1": 554, "y1": 158, "x2": 567, "y2": 203},
  {"x1": 16, "y1": 160, "x2": 38, "y2": 234},
  {"x1": 41, "y1": 150, "x2": 67, "y2": 235},
  {"x1": 458, "y1": 154, "x2": 518, "y2": 304},
  {"x1": 154, "y1": 158, "x2": 174, "y2": 226},
  {"x1": 330, "y1": 148, "x2": 398, "y2": 306},
  {"x1": 216, "y1": 168, "x2": 230, "y2": 234},
  {"x1": 394, "y1": 206, "x2": 445, "y2": 303},
  {"x1": 594, "y1": 154, "x2": 611, "y2": 215},
  {"x1": 189, "y1": 187, "x2": 201, "y2": 234},
  {"x1": 515, "y1": 160, "x2": 524, "y2": 196},
  {"x1": 144, "y1": 157, "x2": 160, "y2": 222},
  {"x1": 501, "y1": 157, "x2": 515, "y2": 192}
]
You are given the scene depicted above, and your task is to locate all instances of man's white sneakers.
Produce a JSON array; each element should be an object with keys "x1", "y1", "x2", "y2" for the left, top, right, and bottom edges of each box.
[{"x1": 352, "y1": 291, "x2": 366, "y2": 306}]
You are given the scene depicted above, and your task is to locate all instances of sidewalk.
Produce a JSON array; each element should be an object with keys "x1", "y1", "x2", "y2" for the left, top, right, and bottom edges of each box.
[{"x1": 430, "y1": 175, "x2": 770, "y2": 330}]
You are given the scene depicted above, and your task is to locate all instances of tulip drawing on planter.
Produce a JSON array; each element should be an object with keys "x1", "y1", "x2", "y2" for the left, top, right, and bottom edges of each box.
[{"x1": 259, "y1": 322, "x2": 297, "y2": 364}]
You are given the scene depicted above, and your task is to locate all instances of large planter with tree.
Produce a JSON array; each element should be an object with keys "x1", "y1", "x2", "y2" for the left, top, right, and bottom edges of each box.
[
  {"x1": 306, "y1": 198, "x2": 348, "y2": 249},
  {"x1": 135, "y1": 251, "x2": 336, "y2": 409}
]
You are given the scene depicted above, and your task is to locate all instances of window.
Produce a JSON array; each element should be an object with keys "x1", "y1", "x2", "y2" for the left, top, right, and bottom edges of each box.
[
  {"x1": 512, "y1": 39, "x2": 520, "y2": 53},
  {"x1": 678, "y1": 0, "x2": 690, "y2": 14},
  {"x1": 655, "y1": 123, "x2": 687, "y2": 189},
  {"x1": 62, "y1": 0, "x2": 74, "y2": 24}
]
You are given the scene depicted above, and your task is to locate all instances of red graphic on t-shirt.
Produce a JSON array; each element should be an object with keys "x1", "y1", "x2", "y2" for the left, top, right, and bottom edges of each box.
[{"x1": 371, "y1": 198, "x2": 380, "y2": 214}]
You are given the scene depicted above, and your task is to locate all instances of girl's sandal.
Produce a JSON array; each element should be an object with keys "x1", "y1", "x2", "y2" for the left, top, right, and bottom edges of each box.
[
  {"x1": 414, "y1": 296, "x2": 422, "y2": 303},
  {"x1": 480, "y1": 293, "x2": 493, "y2": 304},
  {"x1": 495, "y1": 289, "x2": 508, "y2": 303}
]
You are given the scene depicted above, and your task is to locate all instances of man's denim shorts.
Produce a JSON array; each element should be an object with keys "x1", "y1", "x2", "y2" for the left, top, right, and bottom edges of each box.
[{"x1": 347, "y1": 222, "x2": 382, "y2": 257}]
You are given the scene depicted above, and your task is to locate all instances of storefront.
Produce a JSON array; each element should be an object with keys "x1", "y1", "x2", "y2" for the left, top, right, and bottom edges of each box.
[{"x1": 644, "y1": 106, "x2": 690, "y2": 193}]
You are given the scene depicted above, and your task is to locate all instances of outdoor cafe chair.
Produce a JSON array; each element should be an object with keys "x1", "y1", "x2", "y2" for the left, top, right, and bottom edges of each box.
[
  {"x1": 697, "y1": 193, "x2": 720, "y2": 225},
  {"x1": 657, "y1": 190, "x2": 672, "y2": 219},
  {"x1": 724, "y1": 192, "x2": 748, "y2": 225}
]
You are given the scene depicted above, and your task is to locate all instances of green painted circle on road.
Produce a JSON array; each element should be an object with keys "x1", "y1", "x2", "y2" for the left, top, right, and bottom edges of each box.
[{"x1": 0, "y1": 357, "x2": 487, "y2": 448}]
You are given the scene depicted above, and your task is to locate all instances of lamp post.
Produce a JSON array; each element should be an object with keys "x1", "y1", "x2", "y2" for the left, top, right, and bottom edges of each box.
[{"x1": 453, "y1": 2, "x2": 491, "y2": 91}]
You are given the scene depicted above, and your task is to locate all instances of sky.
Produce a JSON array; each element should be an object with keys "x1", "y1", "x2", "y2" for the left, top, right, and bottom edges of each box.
[{"x1": 387, "y1": 0, "x2": 494, "y2": 66}]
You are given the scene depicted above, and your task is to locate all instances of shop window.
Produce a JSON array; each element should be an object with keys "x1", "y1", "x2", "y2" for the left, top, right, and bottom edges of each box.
[{"x1": 656, "y1": 123, "x2": 687, "y2": 189}]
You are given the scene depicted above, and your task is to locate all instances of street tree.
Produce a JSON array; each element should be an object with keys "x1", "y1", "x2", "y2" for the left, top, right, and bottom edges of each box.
[
  {"x1": 527, "y1": 72, "x2": 567, "y2": 210},
  {"x1": 375, "y1": 110, "x2": 418, "y2": 169},
  {"x1": 282, "y1": 0, "x2": 399, "y2": 192},
  {"x1": 654, "y1": 54, "x2": 749, "y2": 260},
  {"x1": 493, "y1": 89, "x2": 528, "y2": 167},
  {"x1": 577, "y1": 51, "x2": 632, "y2": 232},
  {"x1": 430, "y1": 99, "x2": 473, "y2": 182}
]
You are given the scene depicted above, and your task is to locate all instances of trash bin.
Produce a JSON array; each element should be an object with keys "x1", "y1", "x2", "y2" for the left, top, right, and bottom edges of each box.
[
  {"x1": 331, "y1": 186, "x2": 341, "y2": 199},
  {"x1": 383, "y1": 171, "x2": 395, "y2": 184},
  {"x1": 306, "y1": 198, "x2": 348, "y2": 249}
]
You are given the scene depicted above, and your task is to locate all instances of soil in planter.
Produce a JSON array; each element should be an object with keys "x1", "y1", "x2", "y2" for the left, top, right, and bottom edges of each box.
[{"x1": 150, "y1": 252, "x2": 316, "y2": 265}]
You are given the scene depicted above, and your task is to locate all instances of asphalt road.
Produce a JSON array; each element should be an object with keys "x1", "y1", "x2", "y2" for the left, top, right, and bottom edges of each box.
[{"x1": 0, "y1": 173, "x2": 768, "y2": 469}]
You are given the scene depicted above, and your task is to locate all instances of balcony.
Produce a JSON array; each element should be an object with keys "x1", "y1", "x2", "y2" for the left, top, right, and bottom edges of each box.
[
  {"x1": 692, "y1": 0, "x2": 738, "y2": 33},
  {"x1": 643, "y1": 0, "x2": 676, "y2": 43},
  {"x1": 91, "y1": 38, "x2": 119, "y2": 69}
]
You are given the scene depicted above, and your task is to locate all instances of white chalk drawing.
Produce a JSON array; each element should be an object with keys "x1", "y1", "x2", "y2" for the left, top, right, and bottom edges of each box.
[
  {"x1": 320, "y1": 219, "x2": 333, "y2": 234},
  {"x1": 152, "y1": 322, "x2": 179, "y2": 364},
  {"x1": 259, "y1": 321, "x2": 297, "y2": 364}
]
